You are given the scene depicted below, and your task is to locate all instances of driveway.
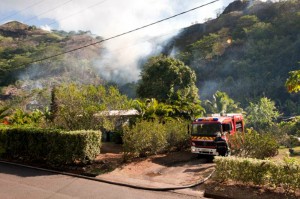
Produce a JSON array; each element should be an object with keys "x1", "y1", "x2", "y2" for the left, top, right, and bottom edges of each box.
[
  {"x1": 96, "y1": 150, "x2": 215, "y2": 197},
  {"x1": 0, "y1": 162, "x2": 206, "y2": 199}
]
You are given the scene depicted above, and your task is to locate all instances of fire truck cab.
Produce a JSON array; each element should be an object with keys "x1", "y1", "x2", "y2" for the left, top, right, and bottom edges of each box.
[{"x1": 190, "y1": 113, "x2": 244, "y2": 156}]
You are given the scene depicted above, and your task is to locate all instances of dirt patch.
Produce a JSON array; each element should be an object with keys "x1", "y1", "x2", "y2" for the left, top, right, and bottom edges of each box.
[{"x1": 83, "y1": 143, "x2": 124, "y2": 175}]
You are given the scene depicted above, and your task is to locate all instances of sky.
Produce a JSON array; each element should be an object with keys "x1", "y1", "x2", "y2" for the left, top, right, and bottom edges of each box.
[{"x1": 0, "y1": 0, "x2": 240, "y2": 83}]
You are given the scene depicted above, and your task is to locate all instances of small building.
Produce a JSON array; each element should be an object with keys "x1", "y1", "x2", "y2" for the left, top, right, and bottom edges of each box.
[{"x1": 94, "y1": 109, "x2": 140, "y2": 142}]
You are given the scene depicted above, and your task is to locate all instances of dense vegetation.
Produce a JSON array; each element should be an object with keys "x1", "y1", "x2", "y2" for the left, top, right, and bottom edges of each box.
[{"x1": 165, "y1": 0, "x2": 300, "y2": 115}]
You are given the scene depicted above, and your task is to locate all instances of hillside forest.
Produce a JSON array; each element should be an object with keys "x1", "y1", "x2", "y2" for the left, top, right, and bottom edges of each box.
[
  {"x1": 164, "y1": 0, "x2": 300, "y2": 116},
  {"x1": 0, "y1": 0, "x2": 300, "y2": 127}
]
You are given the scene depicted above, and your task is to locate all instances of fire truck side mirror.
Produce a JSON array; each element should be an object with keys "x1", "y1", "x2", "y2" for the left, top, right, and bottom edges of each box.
[{"x1": 187, "y1": 124, "x2": 190, "y2": 134}]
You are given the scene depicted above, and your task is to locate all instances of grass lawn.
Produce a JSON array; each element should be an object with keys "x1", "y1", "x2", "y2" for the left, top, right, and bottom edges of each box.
[{"x1": 272, "y1": 146, "x2": 300, "y2": 162}]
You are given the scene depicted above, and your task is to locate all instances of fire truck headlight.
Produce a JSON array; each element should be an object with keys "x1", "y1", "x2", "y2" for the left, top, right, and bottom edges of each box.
[
  {"x1": 191, "y1": 146, "x2": 196, "y2": 152},
  {"x1": 191, "y1": 142, "x2": 195, "y2": 146}
]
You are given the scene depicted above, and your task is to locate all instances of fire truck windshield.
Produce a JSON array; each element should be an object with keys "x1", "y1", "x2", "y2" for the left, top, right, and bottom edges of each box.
[{"x1": 191, "y1": 123, "x2": 221, "y2": 136}]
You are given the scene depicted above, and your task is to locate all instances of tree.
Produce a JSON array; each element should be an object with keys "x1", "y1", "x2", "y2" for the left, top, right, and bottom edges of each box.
[
  {"x1": 232, "y1": 15, "x2": 260, "y2": 39},
  {"x1": 137, "y1": 55, "x2": 199, "y2": 103},
  {"x1": 202, "y1": 91, "x2": 244, "y2": 114},
  {"x1": 189, "y1": 29, "x2": 231, "y2": 62},
  {"x1": 286, "y1": 69, "x2": 300, "y2": 93},
  {"x1": 49, "y1": 86, "x2": 58, "y2": 122},
  {"x1": 131, "y1": 98, "x2": 174, "y2": 122},
  {"x1": 168, "y1": 89, "x2": 204, "y2": 120},
  {"x1": 51, "y1": 83, "x2": 130, "y2": 130},
  {"x1": 245, "y1": 97, "x2": 280, "y2": 130},
  {"x1": 137, "y1": 55, "x2": 204, "y2": 119}
]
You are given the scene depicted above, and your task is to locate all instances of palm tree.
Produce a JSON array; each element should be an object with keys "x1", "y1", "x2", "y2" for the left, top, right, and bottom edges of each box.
[
  {"x1": 203, "y1": 91, "x2": 244, "y2": 114},
  {"x1": 131, "y1": 98, "x2": 175, "y2": 122}
]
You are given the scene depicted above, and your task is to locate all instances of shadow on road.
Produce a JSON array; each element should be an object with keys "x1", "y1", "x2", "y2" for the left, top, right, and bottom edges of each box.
[
  {"x1": 0, "y1": 162, "x2": 55, "y2": 177},
  {"x1": 150, "y1": 151, "x2": 216, "y2": 167}
]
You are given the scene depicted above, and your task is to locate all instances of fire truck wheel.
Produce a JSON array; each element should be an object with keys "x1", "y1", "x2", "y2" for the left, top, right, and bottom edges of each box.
[{"x1": 197, "y1": 154, "x2": 204, "y2": 159}]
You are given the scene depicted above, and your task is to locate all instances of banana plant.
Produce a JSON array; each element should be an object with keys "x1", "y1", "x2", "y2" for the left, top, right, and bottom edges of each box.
[{"x1": 0, "y1": 106, "x2": 9, "y2": 123}]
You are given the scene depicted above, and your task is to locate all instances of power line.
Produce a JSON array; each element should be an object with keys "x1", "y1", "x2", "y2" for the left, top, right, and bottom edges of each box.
[
  {"x1": 0, "y1": 0, "x2": 48, "y2": 23},
  {"x1": 15, "y1": 0, "x2": 220, "y2": 68}
]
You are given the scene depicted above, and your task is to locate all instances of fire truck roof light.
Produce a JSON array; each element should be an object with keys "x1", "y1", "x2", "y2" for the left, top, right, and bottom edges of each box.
[{"x1": 196, "y1": 118, "x2": 218, "y2": 122}]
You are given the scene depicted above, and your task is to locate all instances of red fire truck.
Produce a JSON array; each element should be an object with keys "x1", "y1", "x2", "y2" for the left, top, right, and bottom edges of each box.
[{"x1": 190, "y1": 113, "x2": 244, "y2": 156}]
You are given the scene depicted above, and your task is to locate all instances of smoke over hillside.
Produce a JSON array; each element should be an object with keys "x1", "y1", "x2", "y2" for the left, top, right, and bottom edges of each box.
[{"x1": 0, "y1": 0, "x2": 237, "y2": 84}]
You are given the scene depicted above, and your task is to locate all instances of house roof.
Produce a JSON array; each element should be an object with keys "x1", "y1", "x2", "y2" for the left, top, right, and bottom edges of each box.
[{"x1": 94, "y1": 109, "x2": 140, "y2": 117}]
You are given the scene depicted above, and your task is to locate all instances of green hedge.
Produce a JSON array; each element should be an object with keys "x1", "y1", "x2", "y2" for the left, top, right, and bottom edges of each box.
[
  {"x1": 214, "y1": 156, "x2": 300, "y2": 191},
  {"x1": 0, "y1": 127, "x2": 101, "y2": 165}
]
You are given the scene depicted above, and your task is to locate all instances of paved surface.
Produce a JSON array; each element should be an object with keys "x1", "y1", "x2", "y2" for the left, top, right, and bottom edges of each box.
[
  {"x1": 97, "y1": 157, "x2": 214, "y2": 197},
  {"x1": 97, "y1": 148, "x2": 215, "y2": 188},
  {"x1": 0, "y1": 162, "x2": 206, "y2": 199}
]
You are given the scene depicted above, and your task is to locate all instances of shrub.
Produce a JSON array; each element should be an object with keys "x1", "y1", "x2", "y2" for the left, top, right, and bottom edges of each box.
[
  {"x1": 0, "y1": 127, "x2": 101, "y2": 165},
  {"x1": 123, "y1": 120, "x2": 167, "y2": 157},
  {"x1": 214, "y1": 156, "x2": 300, "y2": 191},
  {"x1": 229, "y1": 128, "x2": 279, "y2": 159},
  {"x1": 164, "y1": 120, "x2": 190, "y2": 151},
  {"x1": 122, "y1": 119, "x2": 191, "y2": 158},
  {"x1": 214, "y1": 157, "x2": 270, "y2": 185}
]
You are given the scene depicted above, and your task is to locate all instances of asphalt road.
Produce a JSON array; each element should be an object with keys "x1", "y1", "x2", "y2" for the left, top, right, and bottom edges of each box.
[{"x1": 0, "y1": 162, "x2": 205, "y2": 199}]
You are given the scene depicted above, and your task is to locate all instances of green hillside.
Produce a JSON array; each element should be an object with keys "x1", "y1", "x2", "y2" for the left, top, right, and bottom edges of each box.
[
  {"x1": 164, "y1": 0, "x2": 300, "y2": 115},
  {"x1": 0, "y1": 21, "x2": 106, "y2": 112},
  {"x1": 0, "y1": 21, "x2": 103, "y2": 87}
]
